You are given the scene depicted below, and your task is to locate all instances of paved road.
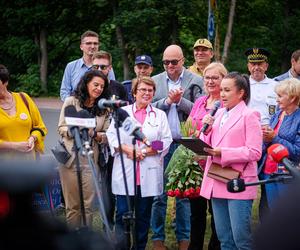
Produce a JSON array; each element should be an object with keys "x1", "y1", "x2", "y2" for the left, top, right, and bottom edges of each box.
[
  {"x1": 40, "y1": 108, "x2": 60, "y2": 154},
  {"x1": 33, "y1": 98, "x2": 63, "y2": 155}
]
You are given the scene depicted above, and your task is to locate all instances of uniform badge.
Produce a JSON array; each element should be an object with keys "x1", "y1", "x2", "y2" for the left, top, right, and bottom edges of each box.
[
  {"x1": 20, "y1": 113, "x2": 28, "y2": 120},
  {"x1": 268, "y1": 105, "x2": 276, "y2": 115}
]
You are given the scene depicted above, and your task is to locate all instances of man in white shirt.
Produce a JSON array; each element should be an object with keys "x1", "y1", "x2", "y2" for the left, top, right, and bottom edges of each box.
[
  {"x1": 245, "y1": 47, "x2": 278, "y2": 221},
  {"x1": 245, "y1": 47, "x2": 277, "y2": 125}
]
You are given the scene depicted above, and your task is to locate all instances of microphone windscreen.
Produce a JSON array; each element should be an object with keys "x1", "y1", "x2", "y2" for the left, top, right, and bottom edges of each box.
[
  {"x1": 227, "y1": 178, "x2": 245, "y2": 193},
  {"x1": 116, "y1": 108, "x2": 130, "y2": 122},
  {"x1": 267, "y1": 143, "x2": 289, "y2": 163},
  {"x1": 214, "y1": 100, "x2": 221, "y2": 109},
  {"x1": 65, "y1": 105, "x2": 78, "y2": 117},
  {"x1": 78, "y1": 109, "x2": 93, "y2": 118}
]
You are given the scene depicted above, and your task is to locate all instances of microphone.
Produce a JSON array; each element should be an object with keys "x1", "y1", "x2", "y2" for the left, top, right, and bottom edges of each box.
[
  {"x1": 116, "y1": 108, "x2": 151, "y2": 147},
  {"x1": 98, "y1": 98, "x2": 128, "y2": 109},
  {"x1": 201, "y1": 101, "x2": 221, "y2": 133},
  {"x1": 77, "y1": 110, "x2": 93, "y2": 152},
  {"x1": 65, "y1": 106, "x2": 96, "y2": 128},
  {"x1": 64, "y1": 105, "x2": 82, "y2": 151},
  {"x1": 267, "y1": 144, "x2": 300, "y2": 178},
  {"x1": 227, "y1": 175, "x2": 294, "y2": 193}
]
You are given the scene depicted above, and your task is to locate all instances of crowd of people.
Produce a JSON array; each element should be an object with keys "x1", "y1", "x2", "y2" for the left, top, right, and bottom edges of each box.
[{"x1": 1, "y1": 29, "x2": 300, "y2": 250}]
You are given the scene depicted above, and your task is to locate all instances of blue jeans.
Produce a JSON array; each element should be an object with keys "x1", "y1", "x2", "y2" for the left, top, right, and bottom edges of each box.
[
  {"x1": 211, "y1": 198, "x2": 253, "y2": 250},
  {"x1": 151, "y1": 142, "x2": 191, "y2": 241},
  {"x1": 260, "y1": 172, "x2": 290, "y2": 209},
  {"x1": 115, "y1": 187, "x2": 153, "y2": 250}
]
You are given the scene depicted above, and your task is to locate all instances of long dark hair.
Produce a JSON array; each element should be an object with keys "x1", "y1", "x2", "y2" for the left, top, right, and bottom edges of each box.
[
  {"x1": 224, "y1": 72, "x2": 251, "y2": 105},
  {"x1": 74, "y1": 70, "x2": 110, "y2": 116}
]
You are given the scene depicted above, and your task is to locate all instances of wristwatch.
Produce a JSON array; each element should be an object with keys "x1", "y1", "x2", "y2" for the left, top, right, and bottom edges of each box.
[{"x1": 141, "y1": 148, "x2": 147, "y2": 157}]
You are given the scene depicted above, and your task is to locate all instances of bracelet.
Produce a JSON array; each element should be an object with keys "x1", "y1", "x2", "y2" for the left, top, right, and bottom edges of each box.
[
  {"x1": 30, "y1": 135, "x2": 37, "y2": 142},
  {"x1": 141, "y1": 148, "x2": 147, "y2": 157}
]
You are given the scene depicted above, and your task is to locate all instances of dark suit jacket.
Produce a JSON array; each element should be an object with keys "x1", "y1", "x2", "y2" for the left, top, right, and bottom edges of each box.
[
  {"x1": 152, "y1": 68, "x2": 204, "y2": 121},
  {"x1": 109, "y1": 80, "x2": 128, "y2": 101}
]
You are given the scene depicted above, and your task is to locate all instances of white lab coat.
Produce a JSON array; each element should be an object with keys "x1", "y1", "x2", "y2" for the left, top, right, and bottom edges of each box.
[{"x1": 106, "y1": 104, "x2": 172, "y2": 197}]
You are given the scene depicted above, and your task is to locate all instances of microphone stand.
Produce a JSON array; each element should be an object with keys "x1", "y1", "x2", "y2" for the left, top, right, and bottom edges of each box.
[
  {"x1": 82, "y1": 141, "x2": 114, "y2": 243},
  {"x1": 112, "y1": 110, "x2": 136, "y2": 250},
  {"x1": 132, "y1": 138, "x2": 138, "y2": 250},
  {"x1": 244, "y1": 173, "x2": 293, "y2": 187},
  {"x1": 70, "y1": 127, "x2": 87, "y2": 227}
]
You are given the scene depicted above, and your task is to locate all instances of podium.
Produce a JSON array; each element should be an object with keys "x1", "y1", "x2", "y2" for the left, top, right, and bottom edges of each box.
[{"x1": 174, "y1": 137, "x2": 212, "y2": 155}]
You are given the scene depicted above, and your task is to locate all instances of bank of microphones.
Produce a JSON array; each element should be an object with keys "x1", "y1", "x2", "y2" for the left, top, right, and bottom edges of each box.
[
  {"x1": 97, "y1": 98, "x2": 163, "y2": 151},
  {"x1": 227, "y1": 143, "x2": 299, "y2": 193},
  {"x1": 64, "y1": 105, "x2": 96, "y2": 154}
]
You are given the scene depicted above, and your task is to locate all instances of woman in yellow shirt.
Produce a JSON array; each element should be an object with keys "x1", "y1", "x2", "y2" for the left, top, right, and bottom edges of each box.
[{"x1": 0, "y1": 64, "x2": 47, "y2": 160}]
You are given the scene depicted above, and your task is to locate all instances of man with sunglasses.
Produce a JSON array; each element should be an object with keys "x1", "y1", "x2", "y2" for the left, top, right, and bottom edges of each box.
[
  {"x1": 60, "y1": 30, "x2": 116, "y2": 101},
  {"x1": 188, "y1": 38, "x2": 214, "y2": 77},
  {"x1": 151, "y1": 45, "x2": 203, "y2": 250},
  {"x1": 92, "y1": 50, "x2": 128, "y2": 101}
]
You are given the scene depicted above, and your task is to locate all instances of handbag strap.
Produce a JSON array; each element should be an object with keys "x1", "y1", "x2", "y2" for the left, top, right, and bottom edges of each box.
[{"x1": 19, "y1": 92, "x2": 45, "y2": 136}]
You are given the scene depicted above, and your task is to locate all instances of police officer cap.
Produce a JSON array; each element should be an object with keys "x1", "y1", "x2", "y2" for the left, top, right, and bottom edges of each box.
[{"x1": 245, "y1": 48, "x2": 270, "y2": 63}]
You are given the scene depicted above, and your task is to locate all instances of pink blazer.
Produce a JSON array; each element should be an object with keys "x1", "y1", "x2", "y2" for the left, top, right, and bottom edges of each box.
[{"x1": 200, "y1": 101, "x2": 262, "y2": 200}]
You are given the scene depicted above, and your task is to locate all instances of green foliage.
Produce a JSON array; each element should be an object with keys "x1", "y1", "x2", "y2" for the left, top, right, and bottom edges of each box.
[
  {"x1": 0, "y1": 0, "x2": 299, "y2": 95},
  {"x1": 15, "y1": 65, "x2": 43, "y2": 97}
]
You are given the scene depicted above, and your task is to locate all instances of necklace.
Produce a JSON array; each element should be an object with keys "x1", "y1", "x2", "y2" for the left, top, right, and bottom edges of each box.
[{"x1": 0, "y1": 93, "x2": 15, "y2": 110}]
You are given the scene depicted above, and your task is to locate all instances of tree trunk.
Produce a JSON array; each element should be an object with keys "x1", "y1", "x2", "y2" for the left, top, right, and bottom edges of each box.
[
  {"x1": 39, "y1": 28, "x2": 48, "y2": 93},
  {"x1": 112, "y1": 0, "x2": 129, "y2": 80},
  {"x1": 221, "y1": 0, "x2": 236, "y2": 64},
  {"x1": 281, "y1": 1, "x2": 290, "y2": 72}
]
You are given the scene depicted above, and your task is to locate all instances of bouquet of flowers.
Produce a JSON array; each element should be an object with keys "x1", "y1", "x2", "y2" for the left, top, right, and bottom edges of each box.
[{"x1": 165, "y1": 120, "x2": 205, "y2": 199}]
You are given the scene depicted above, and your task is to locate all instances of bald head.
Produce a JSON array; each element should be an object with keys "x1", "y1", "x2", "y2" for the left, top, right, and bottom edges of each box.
[
  {"x1": 163, "y1": 45, "x2": 184, "y2": 59},
  {"x1": 163, "y1": 45, "x2": 185, "y2": 81}
]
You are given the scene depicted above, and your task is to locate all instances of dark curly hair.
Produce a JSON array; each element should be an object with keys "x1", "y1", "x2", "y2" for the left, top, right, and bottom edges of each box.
[{"x1": 74, "y1": 70, "x2": 110, "y2": 116}]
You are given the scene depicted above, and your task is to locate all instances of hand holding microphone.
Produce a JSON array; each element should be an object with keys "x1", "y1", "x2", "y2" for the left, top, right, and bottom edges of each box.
[{"x1": 201, "y1": 101, "x2": 221, "y2": 134}]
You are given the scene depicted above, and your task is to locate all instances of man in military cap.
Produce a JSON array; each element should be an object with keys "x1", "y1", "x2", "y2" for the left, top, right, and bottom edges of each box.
[
  {"x1": 245, "y1": 47, "x2": 278, "y2": 222},
  {"x1": 245, "y1": 47, "x2": 277, "y2": 126},
  {"x1": 188, "y1": 38, "x2": 214, "y2": 77}
]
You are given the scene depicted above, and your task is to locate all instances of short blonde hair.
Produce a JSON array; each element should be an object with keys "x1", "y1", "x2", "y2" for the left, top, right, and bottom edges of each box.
[
  {"x1": 131, "y1": 76, "x2": 156, "y2": 96},
  {"x1": 275, "y1": 78, "x2": 300, "y2": 105},
  {"x1": 203, "y1": 62, "x2": 228, "y2": 78}
]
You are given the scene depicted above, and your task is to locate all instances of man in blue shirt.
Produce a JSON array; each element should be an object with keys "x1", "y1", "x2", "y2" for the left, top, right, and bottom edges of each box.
[
  {"x1": 60, "y1": 30, "x2": 115, "y2": 101},
  {"x1": 274, "y1": 49, "x2": 300, "y2": 81}
]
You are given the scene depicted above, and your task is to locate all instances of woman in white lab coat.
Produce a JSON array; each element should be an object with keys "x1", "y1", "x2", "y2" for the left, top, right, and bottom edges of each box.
[{"x1": 106, "y1": 76, "x2": 172, "y2": 250}]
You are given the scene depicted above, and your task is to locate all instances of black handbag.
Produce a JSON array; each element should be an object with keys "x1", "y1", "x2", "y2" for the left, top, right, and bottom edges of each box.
[{"x1": 51, "y1": 139, "x2": 71, "y2": 164}]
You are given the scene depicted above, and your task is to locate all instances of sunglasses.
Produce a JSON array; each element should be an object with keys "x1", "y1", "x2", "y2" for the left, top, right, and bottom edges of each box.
[
  {"x1": 92, "y1": 64, "x2": 110, "y2": 70},
  {"x1": 162, "y1": 57, "x2": 183, "y2": 66},
  {"x1": 82, "y1": 42, "x2": 99, "y2": 46}
]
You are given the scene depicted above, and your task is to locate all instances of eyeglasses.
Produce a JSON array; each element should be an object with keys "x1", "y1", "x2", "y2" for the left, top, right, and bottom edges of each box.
[
  {"x1": 82, "y1": 42, "x2": 99, "y2": 46},
  {"x1": 92, "y1": 64, "x2": 110, "y2": 70},
  {"x1": 137, "y1": 88, "x2": 154, "y2": 94},
  {"x1": 204, "y1": 76, "x2": 220, "y2": 81},
  {"x1": 162, "y1": 57, "x2": 183, "y2": 66}
]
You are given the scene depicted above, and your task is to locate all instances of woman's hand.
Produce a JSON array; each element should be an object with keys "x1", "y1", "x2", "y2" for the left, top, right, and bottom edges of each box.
[
  {"x1": 13, "y1": 141, "x2": 33, "y2": 152},
  {"x1": 122, "y1": 144, "x2": 145, "y2": 161},
  {"x1": 201, "y1": 114, "x2": 215, "y2": 134},
  {"x1": 27, "y1": 136, "x2": 36, "y2": 151},
  {"x1": 204, "y1": 147, "x2": 221, "y2": 156},
  {"x1": 262, "y1": 125, "x2": 275, "y2": 142}
]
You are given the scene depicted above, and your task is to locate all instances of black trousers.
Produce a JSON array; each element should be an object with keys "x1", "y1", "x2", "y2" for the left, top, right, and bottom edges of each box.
[
  {"x1": 188, "y1": 197, "x2": 220, "y2": 250},
  {"x1": 99, "y1": 155, "x2": 115, "y2": 230}
]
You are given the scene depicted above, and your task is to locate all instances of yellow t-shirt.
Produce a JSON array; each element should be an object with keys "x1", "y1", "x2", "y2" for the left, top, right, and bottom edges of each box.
[
  {"x1": 0, "y1": 92, "x2": 47, "y2": 159},
  {"x1": 188, "y1": 63, "x2": 204, "y2": 77}
]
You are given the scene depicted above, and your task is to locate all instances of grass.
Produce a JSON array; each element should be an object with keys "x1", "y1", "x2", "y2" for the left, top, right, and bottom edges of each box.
[{"x1": 55, "y1": 189, "x2": 261, "y2": 250}]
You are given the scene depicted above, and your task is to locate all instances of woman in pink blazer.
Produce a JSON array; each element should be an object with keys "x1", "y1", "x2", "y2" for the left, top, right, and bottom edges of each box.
[{"x1": 201, "y1": 72, "x2": 262, "y2": 250}]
